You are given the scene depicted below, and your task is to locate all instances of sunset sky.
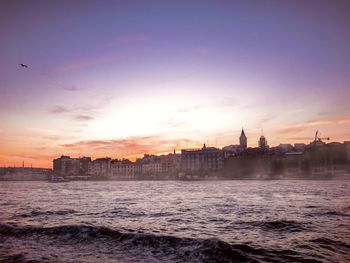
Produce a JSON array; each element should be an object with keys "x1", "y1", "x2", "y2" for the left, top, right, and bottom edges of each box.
[{"x1": 1, "y1": 1, "x2": 350, "y2": 168}]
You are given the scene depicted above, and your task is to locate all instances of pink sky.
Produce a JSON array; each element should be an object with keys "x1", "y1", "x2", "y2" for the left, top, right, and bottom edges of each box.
[{"x1": 1, "y1": 1, "x2": 350, "y2": 168}]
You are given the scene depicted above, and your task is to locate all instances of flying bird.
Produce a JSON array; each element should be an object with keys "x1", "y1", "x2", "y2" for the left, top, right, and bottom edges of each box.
[{"x1": 19, "y1": 63, "x2": 28, "y2": 68}]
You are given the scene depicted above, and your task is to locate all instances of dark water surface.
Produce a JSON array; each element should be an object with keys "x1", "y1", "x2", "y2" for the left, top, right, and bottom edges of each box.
[{"x1": 0, "y1": 180, "x2": 349, "y2": 262}]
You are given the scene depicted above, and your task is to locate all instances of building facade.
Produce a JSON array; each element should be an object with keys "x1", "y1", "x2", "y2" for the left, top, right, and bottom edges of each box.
[
  {"x1": 91, "y1": 158, "x2": 111, "y2": 177},
  {"x1": 181, "y1": 144, "x2": 224, "y2": 177},
  {"x1": 53, "y1": 156, "x2": 91, "y2": 177},
  {"x1": 111, "y1": 159, "x2": 135, "y2": 179},
  {"x1": 135, "y1": 153, "x2": 180, "y2": 178}
]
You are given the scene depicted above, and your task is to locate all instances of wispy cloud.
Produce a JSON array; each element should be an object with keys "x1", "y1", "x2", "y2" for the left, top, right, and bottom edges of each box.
[
  {"x1": 279, "y1": 115, "x2": 350, "y2": 134},
  {"x1": 178, "y1": 97, "x2": 237, "y2": 113},
  {"x1": 62, "y1": 85, "x2": 79, "y2": 91},
  {"x1": 5, "y1": 152, "x2": 59, "y2": 161},
  {"x1": 160, "y1": 118, "x2": 187, "y2": 128},
  {"x1": 75, "y1": 115, "x2": 94, "y2": 121},
  {"x1": 56, "y1": 54, "x2": 121, "y2": 74},
  {"x1": 50, "y1": 105, "x2": 69, "y2": 114},
  {"x1": 43, "y1": 135, "x2": 68, "y2": 141},
  {"x1": 51, "y1": 34, "x2": 147, "y2": 75},
  {"x1": 49, "y1": 105, "x2": 95, "y2": 115},
  {"x1": 60, "y1": 136, "x2": 199, "y2": 159},
  {"x1": 49, "y1": 105, "x2": 96, "y2": 126},
  {"x1": 279, "y1": 126, "x2": 308, "y2": 135}
]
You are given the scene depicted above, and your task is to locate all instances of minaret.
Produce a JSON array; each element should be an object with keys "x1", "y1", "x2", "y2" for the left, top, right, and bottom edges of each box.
[{"x1": 239, "y1": 128, "x2": 247, "y2": 149}]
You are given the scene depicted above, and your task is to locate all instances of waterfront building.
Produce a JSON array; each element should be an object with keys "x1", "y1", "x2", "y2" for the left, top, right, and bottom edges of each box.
[
  {"x1": 294, "y1": 143, "x2": 306, "y2": 152},
  {"x1": 345, "y1": 141, "x2": 350, "y2": 162},
  {"x1": 142, "y1": 162, "x2": 162, "y2": 175},
  {"x1": 91, "y1": 158, "x2": 111, "y2": 177},
  {"x1": 276, "y1": 144, "x2": 293, "y2": 153},
  {"x1": 111, "y1": 159, "x2": 135, "y2": 179},
  {"x1": 181, "y1": 144, "x2": 224, "y2": 176},
  {"x1": 53, "y1": 156, "x2": 91, "y2": 177},
  {"x1": 53, "y1": 156, "x2": 79, "y2": 176},
  {"x1": 224, "y1": 147, "x2": 271, "y2": 179},
  {"x1": 0, "y1": 167, "x2": 52, "y2": 181},
  {"x1": 302, "y1": 141, "x2": 348, "y2": 177},
  {"x1": 222, "y1": 144, "x2": 242, "y2": 158},
  {"x1": 135, "y1": 152, "x2": 181, "y2": 178}
]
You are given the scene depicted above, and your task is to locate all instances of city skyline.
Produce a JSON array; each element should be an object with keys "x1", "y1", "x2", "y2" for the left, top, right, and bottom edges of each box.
[
  {"x1": 3, "y1": 129, "x2": 344, "y2": 169},
  {"x1": 1, "y1": 1, "x2": 350, "y2": 168}
]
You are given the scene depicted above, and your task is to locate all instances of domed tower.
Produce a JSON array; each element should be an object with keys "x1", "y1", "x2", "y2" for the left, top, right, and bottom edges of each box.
[
  {"x1": 259, "y1": 135, "x2": 268, "y2": 149},
  {"x1": 239, "y1": 128, "x2": 247, "y2": 149}
]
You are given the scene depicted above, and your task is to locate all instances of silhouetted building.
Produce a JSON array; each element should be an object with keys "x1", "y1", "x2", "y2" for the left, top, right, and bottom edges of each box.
[
  {"x1": 224, "y1": 147, "x2": 271, "y2": 179},
  {"x1": 53, "y1": 156, "x2": 91, "y2": 177},
  {"x1": 272, "y1": 143, "x2": 293, "y2": 154},
  {"x1": 223, "y1": 129, "x2": 248, "y2": 158},
  {"x1": 0, "y1": 167, "x2": 52, "y2": 181},
  {"x1": 53, "y1": 156, "x2": 78, "y2": 176},
  {"x1": 301, "y1": 141, "x2": 347, "y2": 178},
  {"x1": 239, "y1": 128, "x2": 247, "y2": 149},
  {"x1": 345, "y1": 141, "x2": 350, "y2": 162},
  {"x1": 135, "y1": 152, "x2": 181, "y2": 179},
  {"x1": 181, "y1": 144, "x2": 223, "y2": 177},
  {"x1": 223, "y1": 144, "x2": 242, "y2": 158},
  {"x1": 258, "y1": 135, "x2": 268, "y2": 149},
  {"x1": 111, "y1": 159, "x2": 135, "y2": 179},
  {"x1": 294, "y1": 143, "x2": 306, "y2": 152},
  {"x1": 91, "y1": 158, "x2": 111, "y2": 177}
]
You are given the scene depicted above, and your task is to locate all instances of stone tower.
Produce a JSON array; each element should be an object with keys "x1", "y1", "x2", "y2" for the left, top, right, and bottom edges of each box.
[{"x1": 239, "y1": 128, "x2": 247, "y2": 149}]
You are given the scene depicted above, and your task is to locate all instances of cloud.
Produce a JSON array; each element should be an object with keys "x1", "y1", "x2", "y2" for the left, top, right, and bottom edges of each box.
[
  {"x1": 49, "y1": 105, "x2": 96, "y2": 124},
  {"x1": 106, "y1": 34, "x2": 148, "y2": 46},
  {"x1": 5, "y1": 152, "x2": 58, "y2": 161},
  {"x1": 178, "y1": 104, "x2": 205, "y2": 113},
  {"x1": 57, "y1": 55, "x2": 117, "y2": 74},
  {"x1": 278, "y1": 115, "x2": 350, "y2": 134},
  {"x1": 178, "y1": 97, "x2": 237, "y2": 113},
  {"x1": 279, "y1": 126, "x2": 308, "y2": 134},
  {"x1": 62, "y1": 136, "x2": 158, "y2": 151},
  {"x1": 160, "y1": 118, "x2": 188, "y2": 128},
  {"x1": 75, "y1": 115, "x2": 94, "y2": 121},
  {"x1": 60, "y1": 136, "x2": 200, "y2": 159},
  {"x1": 256, "y1": 115, "x2": 275, "y2": 127},
  {"x1": 50, "y1": 105, "x2": 69, "y2": 114},
  {"x1": 63, "y1": 85, "x2": 79, "y2": 91},
  {"x1": 43, "y1": 135, "x2": 67, "y2": 141},
  {"x1": 51, "y1": 34, "x2": 147, "y2": 75}
]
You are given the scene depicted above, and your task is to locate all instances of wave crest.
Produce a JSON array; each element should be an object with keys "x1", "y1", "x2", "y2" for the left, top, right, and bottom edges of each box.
[
  {"x1": 18, "y1": 209, "x2": 76, "y2": 218},
  {"x1": 0, "y1": 224, "x2": 250, "y2": 262}
]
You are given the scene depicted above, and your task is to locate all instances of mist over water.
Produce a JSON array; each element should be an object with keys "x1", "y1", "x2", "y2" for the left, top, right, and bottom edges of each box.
[{"x1": 1, "y1": 180, "x2": 349, "y2": 262}]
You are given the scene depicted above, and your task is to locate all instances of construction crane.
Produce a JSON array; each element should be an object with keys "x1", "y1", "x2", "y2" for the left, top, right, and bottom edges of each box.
[{"x1": 314, "y1": 130, "x2": 330, "y2": 143}]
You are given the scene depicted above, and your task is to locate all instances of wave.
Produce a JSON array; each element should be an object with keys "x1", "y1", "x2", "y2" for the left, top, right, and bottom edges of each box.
[
  {"x1": 321, "y1": 211, "x2": 349, "y2": 217},
  {"x1": 311, "y1": 237, "x2": 350, "y2": 251},
  {"x1": 236, "y1": 220, "x2": 308, "y2": 232},
  {"x1": 0, "y1": 223, "x2": 251, "y2": 263},
  {"x1": 0, "y1": 223, "x2": 327, "y2": 263},
  {"x1": 18, "y1": 209, "x2": 76, "y2": 218},
  {"x1": 0, "y1": 253, "x2": 38, "y2": 263},
  {"x1": 306, "y1": 210, "x2": 349, "y2": 218}
]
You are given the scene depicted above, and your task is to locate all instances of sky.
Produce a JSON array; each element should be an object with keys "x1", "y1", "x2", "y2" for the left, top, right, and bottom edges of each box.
[{"x1": 1, "y1": 0, "x2": 350, "y2": 168}]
